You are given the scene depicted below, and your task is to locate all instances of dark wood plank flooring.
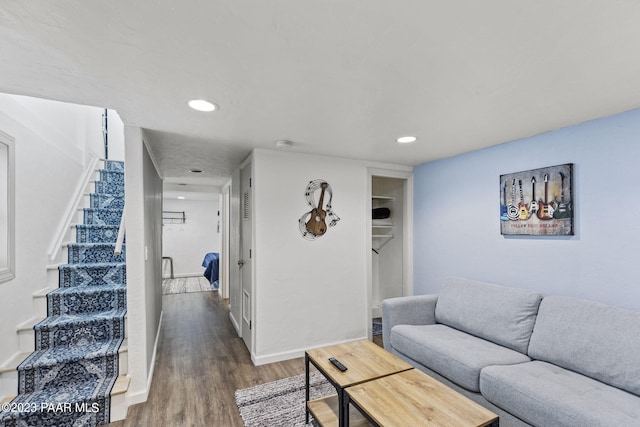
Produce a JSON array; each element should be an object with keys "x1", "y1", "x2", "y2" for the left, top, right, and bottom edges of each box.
[{"x1": 108, "y1": 291, "x2": 304, "y2": 427}]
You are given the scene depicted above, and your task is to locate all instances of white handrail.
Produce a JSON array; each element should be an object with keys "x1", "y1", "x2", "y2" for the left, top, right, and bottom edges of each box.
[{"x1": 114, "y1": 205, "x2": 125, "y2": 256}]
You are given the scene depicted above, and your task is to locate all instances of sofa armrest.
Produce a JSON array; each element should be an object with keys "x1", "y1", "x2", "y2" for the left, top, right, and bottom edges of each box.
[{"x1": 382, "y1": 294, "x2": 438, "y2": 351}]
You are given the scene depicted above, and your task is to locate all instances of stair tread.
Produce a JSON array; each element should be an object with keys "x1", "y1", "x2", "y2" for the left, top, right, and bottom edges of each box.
[
  {"x1": 46, "y1": 263, "x2": 65, "y2": 270},
  {"x1": 112, "y1": 375, "x2": 130, "y2": 396},
  {"x1": 17, "y1": 317, "x2": 42, "y2": 331},
  {"x1": 0, "y1": 352, "x2": 31, "y2": 373},
  {"x1": 33, "y1": 287, "x2": 57, "y2": 297},
  {"x1": 59, "y1": 261, "x2": 126, "y2": 268},
  {"x1": 48, "y1": 283, "x2": 126, "y2": 295},
  {"x1": 67, "y1": 242, "x2": 122, "y2": 247}
]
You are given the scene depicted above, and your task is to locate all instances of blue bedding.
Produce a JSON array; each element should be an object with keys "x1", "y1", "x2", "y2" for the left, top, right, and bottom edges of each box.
[{"x1": 202, "y1": 252, "x2": 219, "y2": 288}]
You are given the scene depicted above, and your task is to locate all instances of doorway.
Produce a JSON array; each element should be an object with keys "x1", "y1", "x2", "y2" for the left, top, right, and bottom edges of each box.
[{"x1": 367, "y1": 168, "x2": 413, "y2": 338}]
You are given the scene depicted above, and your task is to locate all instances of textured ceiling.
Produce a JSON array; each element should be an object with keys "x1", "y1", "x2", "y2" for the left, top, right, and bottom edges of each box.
[{"x1": 2, "y1": 1, "x2": 640, "y2": 186}]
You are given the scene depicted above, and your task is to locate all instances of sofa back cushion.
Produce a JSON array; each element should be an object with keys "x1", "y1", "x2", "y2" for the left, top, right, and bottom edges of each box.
[
  {"x1": 435, "y1": 277, "x2": 543, "y2": 354},
  {"x1": 528, "y1": 296, "x2": 640, "y2": 396}
]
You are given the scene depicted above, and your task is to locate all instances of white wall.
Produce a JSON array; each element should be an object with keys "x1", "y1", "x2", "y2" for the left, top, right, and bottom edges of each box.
[
  {"x1": 0, "y1": 94, "x2": 116, "y2": 367},
  {"x1": 162, "y1": 197, "x2": 220, "y2": 277},
  {"x1": 123, "y1": 128, "x2": 163, "y2": 406},
  {"x1": 250, "y1": 148, "x2": 411, "y2": 364},
  {"x1": 413, "y1": 108, "x2": 640, "y2": 311},
  {"x1": 4, "y1": 94, "x2": 124, "y2": 162}
]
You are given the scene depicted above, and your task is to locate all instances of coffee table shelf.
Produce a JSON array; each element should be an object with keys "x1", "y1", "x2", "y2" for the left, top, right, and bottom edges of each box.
[{"x1": 307, "y1": 395, "x2": 370, "y2": 427}]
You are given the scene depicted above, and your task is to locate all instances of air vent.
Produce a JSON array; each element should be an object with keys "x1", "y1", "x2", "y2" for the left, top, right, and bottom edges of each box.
[{"x1": 243, "y1": 191, "x2": 250, "y2": 221}]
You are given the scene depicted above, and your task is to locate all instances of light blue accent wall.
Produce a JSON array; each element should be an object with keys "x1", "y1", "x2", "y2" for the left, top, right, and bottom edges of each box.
[{"x1": 413, "y1": 109, "x2": 640, "y2": 310}]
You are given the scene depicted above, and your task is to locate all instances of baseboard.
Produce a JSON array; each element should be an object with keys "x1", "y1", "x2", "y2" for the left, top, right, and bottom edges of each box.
[
  {"x1": 251, "y1": 336, "x2": 368, "y2": 366},
  {"x1": 229, "y1": 311, "x2": 241, "y2": 337},
  {"x1": 126, "y1": 310, "x2": 163, "y2": 406}
]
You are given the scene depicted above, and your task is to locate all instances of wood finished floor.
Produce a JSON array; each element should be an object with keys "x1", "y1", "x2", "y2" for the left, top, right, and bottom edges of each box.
[
  {"x1": 109, "y1": 284, "x2": 384, "y2": 426},
  {"x1": 108, "y1": 290, "x2": 304, "y2": 426}
]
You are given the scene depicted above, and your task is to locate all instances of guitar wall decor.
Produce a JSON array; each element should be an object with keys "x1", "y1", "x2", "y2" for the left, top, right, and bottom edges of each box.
[
  {"x1": 499, "y1": 164, "x2": 573, "y2": 236},
  {"x1": 517, "y1": 179, "x2": 529, "y2": 220},
  {"x1": 500, "y1": 181, "x2": 509, "y2": 221},
  {"x1": 298, "y1": 179, "x2": 340, "y2": 240},
  {"x1": 528, "y1": 177, "x2": 539, "y2": 219},
  {"x1": 553, "y1": 172, "x2": 572, "y2": 219},
  {"x1": 506, "y1": 179, "x2": 519, "y2": 221}
]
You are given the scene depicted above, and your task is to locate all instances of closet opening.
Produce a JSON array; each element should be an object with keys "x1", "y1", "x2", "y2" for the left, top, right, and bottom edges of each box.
[{"x1": 368, "y1": 169, "x2": 413, "y2": 344}]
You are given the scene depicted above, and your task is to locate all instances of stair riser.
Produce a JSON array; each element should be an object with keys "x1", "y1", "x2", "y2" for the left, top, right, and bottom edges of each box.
[
  {"x1": 32, "y1": 294, "x2": 48, "y2": 321},
  {"x1": 99, "y1": 170, "x2": 124, "y2": 186},
  {"x1": 18, "y1": 318, "x2": 128, "y2": 354},
  {"x1": 67, "y1": 245, "x2": 125, "y2": 264},
  {"x1": 18, "y1": 354, "x2": 119, "y2": 395},
  {"x1": 75, "y1": 226, "x2": 121, "y2": 244},
  {"x1": 83, "y1": 209, "x2": 123, "y2": 226},
  {"x1": 18, "y1": 329, "x2": 33, "y2": 354},
  {"x1": 48, "y1": 288, "x2": 126, "y2": 316},
  {"x1": 59, "y1": 264, "x2": 126, "y2": 288},
  {"x1": 10, "y1": 344, "x2": 128, "y2": 383},
  {"x1": 90, "y1": 193, "x2": 124, "y2": 209},
  {"x1": 110, "y1": 390, "x2": 128, "y2": 422},
  {"x1": 0, "y1": 370, "x2": 17, "y2": 401},
  {"x1": 35, "y1": 317, "x2": 125, "y2": 351},
  {"x1": 93, "y1": 180, "x2": 124, "y2": 196},
  {"x1": 103, "y1": 160, "x2": 124, "y2": 173}
]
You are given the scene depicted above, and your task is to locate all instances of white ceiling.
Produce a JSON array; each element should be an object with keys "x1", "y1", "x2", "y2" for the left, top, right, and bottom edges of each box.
[{"x1": 2, "y1": 1, "x2": 640, "y2": 186}]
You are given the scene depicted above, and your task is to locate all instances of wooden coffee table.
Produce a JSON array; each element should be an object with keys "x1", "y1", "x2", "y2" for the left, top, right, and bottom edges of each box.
[
  {"x1": 345, "y1": 368, "x2": 499, "y2": 426},
  {"x1": 305, "y1": 340, "x2": 413, "y2": 427}
]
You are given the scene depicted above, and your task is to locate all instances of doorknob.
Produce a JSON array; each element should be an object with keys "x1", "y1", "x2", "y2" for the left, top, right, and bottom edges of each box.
[{"x1": 237, "y1": 260, "x2": 245, "y2": 266}]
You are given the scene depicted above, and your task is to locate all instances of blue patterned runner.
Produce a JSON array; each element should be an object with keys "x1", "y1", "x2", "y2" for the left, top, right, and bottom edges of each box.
[{"x1": 0, "y1": 160, "x2": 126, "y2": 427}]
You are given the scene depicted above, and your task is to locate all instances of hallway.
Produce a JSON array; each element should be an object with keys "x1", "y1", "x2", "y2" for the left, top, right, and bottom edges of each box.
[{"x1": 109, "y1": 291, "x2": 304, "y2": 426}]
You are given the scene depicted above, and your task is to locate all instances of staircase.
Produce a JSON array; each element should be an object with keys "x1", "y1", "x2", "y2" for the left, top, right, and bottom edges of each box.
[{"x1": 0, "y1": 160, "x2": 128, "y2": 427}]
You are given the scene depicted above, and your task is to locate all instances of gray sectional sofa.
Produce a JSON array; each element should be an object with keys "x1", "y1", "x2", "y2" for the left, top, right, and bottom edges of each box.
[{"x1": 382, "y1": 277, "x2": 640, "y2": 427}]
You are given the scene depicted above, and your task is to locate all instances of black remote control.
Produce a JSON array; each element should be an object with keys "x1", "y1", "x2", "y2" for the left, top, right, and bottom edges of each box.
[{"x1": 328, "y1": 357, "x2": 348, "y2": 372}]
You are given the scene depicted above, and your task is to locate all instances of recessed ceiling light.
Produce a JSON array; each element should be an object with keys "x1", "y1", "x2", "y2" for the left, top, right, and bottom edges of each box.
[
  {"x1": 276, "y1": 140, "x2": 293, "y2": 149},
  {"x1": 188, "y1": 99, "x2": 217, "y2": 112},
  {"x1": 397, "y1": 136, "x2": 417, "y2": 144},
  {"x1": 177, "y1": 196, "x2": 186, "y2": 200}
]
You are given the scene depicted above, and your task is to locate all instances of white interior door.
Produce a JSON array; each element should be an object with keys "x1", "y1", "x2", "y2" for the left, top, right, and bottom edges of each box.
[{"x1": 240, "y1": 163, "x2": 253, "y2": 353}]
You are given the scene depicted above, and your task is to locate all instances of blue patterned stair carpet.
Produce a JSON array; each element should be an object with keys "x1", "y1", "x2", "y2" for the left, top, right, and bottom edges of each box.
[{"x1": 0, "y1": 160, "x2": 126, "y2": 427}]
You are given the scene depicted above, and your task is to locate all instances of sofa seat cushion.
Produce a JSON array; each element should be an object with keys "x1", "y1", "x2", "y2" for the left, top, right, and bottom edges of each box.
[
  {"x1": 480, "y1": 361, "x2": 640, "y2": 427},
  {"x1": 435, "y1": 277, "x2": 543, "y2": 354},
  {"x1": 390, "y1": 324, "x2": 530, "y2": 392}
]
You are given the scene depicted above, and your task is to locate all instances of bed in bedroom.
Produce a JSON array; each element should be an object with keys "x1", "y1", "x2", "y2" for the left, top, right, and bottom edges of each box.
[{"x1": 202, "y1": 252, "x2": 219, "y2": 289}]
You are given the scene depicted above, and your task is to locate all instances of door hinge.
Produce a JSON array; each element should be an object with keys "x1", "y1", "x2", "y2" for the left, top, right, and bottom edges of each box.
[
  {"x1": 249, "y1": 178, "x2": 252, "y2": 188},
  {"x1": 249, "y1": 249, "x2": 252, "y2": 259},
  {"x1": 250, "y1": 320, "x2": 252, "y2": 330}
]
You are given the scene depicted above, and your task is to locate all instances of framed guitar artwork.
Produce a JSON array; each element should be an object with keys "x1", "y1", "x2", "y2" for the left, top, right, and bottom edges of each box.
[{"x1": 499, "y1": 164, "x2": 574, "y2": 236}]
